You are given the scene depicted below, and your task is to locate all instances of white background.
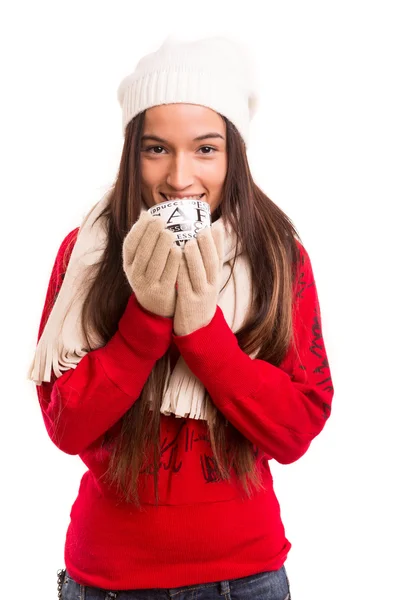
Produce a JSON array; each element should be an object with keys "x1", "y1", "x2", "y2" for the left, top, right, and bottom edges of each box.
[{"x1": 1, "y1": 1, "x2": 399, "y2": 598}]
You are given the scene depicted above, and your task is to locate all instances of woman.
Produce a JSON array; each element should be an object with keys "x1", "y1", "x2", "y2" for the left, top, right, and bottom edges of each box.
[{"x1": 29, "y1": 36, "x2": 334, "y2": 600}]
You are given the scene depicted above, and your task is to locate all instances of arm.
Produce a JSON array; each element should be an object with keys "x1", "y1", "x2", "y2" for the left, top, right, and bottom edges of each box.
[
  {"x1": 173, "y1": 242, "x2": 334, "y2": 465},
  {"x1": 35, "y1": 230, "x2": 172, "y2": 455}
]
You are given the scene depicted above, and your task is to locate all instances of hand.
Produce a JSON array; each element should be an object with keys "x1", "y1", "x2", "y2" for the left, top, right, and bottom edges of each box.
[
  {"x1": 173, "y1": 225, "x2": 224, "y2": 336},
  {"x1": 122, "y1": 212, "x2": 182, "y2": 318}
]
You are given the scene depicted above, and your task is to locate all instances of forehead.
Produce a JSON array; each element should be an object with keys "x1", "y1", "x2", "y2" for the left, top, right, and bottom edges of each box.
[{"x1": 143, "y1": 104, "x2": 226, "y2": 138}]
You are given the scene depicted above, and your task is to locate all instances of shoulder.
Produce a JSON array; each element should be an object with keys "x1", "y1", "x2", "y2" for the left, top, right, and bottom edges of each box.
[
  {"x1": 54, "y1": 228, "x2": 80, "y2": 274},
  {"x1": 294, "y1": 238, "x2": 309, "y2": 260},
  {"x1": 292, "y1": 238, "x2": 315, "y2": 300},
  {"x1": 294, "y1": 238, "x2": 312, "y2": 272},
  {"x1": 37, "y1": 227, "x2": 80, "y2": 341}
]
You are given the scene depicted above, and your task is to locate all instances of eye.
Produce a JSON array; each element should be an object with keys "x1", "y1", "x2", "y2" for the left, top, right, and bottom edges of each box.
[
  {"x1": 144, "y1": 146, "x2": 166, "y2": 154},
  {"x1": 199, "y1": 146, "x2": 216, "y2": 155}
]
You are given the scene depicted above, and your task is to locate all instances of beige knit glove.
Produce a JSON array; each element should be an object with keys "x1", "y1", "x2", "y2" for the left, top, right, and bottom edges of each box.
[
  {"x1": 173, "y1": 225, "x2": 225, "y2": 336},
  {"x1": 122, "y1": 212, "x2": 182, "y2": 318}
]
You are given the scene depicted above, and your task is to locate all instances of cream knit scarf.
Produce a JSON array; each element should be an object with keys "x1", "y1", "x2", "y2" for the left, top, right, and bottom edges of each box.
[{"x1": 28, "y1": 192, "x2": 254, "y2": 423}]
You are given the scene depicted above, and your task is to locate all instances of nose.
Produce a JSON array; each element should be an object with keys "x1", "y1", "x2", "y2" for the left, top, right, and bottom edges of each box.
[{"x1": 166, "y1": 153, "x2": 194, "y2": 190}]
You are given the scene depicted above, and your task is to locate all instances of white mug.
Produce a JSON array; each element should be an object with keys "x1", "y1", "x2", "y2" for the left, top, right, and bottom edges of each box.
[{"x1": 148, "y1": 198, "x2": 211, "y2": 247}]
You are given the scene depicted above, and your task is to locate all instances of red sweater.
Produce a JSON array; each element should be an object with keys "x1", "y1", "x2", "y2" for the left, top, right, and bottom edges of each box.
[{"x1": 34, "y1": 228, "x2": 334, "y2": 590}]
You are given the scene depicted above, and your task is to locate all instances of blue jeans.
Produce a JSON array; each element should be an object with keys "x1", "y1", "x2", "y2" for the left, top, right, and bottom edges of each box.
[{"x1": 58, "y1": 566, "x2": 291, "y2": 599}]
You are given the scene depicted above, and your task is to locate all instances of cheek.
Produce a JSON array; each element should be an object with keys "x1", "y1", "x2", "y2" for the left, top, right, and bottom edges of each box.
[
  {"x1": 140, "y1": 161, "x2": 161, "y2": 188},
  {"x1": 202, "y1": 158, "x2": 227, "y2": 190}
]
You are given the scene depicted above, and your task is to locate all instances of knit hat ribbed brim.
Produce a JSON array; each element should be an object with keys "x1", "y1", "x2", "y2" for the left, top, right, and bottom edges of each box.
[{"x1": 117, "y1": 35, "x2": 258, "y2": 147}]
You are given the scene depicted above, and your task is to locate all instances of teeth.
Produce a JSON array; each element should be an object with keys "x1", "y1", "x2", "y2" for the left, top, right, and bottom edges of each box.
[{"x1": 164, "y1": 195, "x2": 203, "y2": 201}]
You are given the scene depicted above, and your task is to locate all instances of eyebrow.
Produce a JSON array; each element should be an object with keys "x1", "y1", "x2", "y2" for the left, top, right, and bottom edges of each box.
[{"x1": 141, "y1": 132, "x2": 225, "y2": 144}]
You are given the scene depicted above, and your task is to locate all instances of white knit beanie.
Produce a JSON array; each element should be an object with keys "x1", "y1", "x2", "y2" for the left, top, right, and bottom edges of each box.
[{"x1": 116, "y1": 35, "x2": 258, "y2": 147}]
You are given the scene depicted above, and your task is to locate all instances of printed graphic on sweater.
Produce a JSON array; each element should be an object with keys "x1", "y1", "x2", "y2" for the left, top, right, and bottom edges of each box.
[{"x1": 139, "y1": 419, "x2": 228, "y2": 484}]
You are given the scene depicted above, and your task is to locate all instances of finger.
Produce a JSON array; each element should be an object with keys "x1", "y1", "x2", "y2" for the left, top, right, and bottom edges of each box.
[
  {"x1": 131, "y1": 218, "x2": 165, "y2": 277},
  {"x1": 177, "y1": 254, "x2": 193, "y2": 296},
  {"x1": 122, "y1": 212, "x2": 153, "y2": 266},
  {"x1": 183, "y1": 238, "x2": 207, "y2": 293},
  {"x1": 160, "y1": 245, "x2": 182, "y2": 287},
  {"x1": 145, "y1": 228, "x2": 177, "y2": 281},
  {"x1": 196, "y1": 227, "x2": 220, "y2": 284}
]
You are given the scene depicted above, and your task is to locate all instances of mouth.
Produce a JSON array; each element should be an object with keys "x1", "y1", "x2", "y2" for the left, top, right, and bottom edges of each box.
[{"x1": 160, "y1": 193, "x2": 205, "y2": 201}]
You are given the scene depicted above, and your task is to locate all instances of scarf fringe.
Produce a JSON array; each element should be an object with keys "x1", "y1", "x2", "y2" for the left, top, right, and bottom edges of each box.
[
  {"x1": 28, "y1": 341, "x2": 82, "y2": 385},
  {"x1": 160, "y1": 366, "x2": 207, "y2": 419}
]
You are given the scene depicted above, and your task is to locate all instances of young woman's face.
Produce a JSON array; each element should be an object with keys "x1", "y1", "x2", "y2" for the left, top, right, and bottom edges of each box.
[{"x1": 140, "y1": 104, "x2": 227, "y2": 214}]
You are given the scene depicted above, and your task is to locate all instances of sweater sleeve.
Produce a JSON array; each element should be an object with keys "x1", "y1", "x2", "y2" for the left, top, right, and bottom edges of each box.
[
  {"x1": 173, "y1": 242, "x2": 334, "y2": 465},
  {"x1": 35, "y1": 229, "x2": 173, "y2": 455}
]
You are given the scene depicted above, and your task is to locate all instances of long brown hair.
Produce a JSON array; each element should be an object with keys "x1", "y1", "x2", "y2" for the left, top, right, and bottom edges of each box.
[{"x1": 80, "y1": 111, "x2": 302, "y2": 507}]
